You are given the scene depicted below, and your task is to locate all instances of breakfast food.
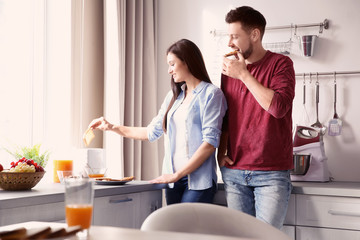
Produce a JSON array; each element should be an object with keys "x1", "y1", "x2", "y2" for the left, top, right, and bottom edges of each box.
[
  {"x1": 224, "y1": 50, "x2": 239, "y2": 57},
  {"x1": 5, "y1": 144, "x2": 49, "y2": 169},
  {"x1": 9, "y1": 157, "x2": 44, "y2": 172},
  {"x1": 95, "y1": 176, "x2": 134, "y2": 182},
  {"x1": 83, "y1": 128, "x2": 95, "y2": 146},
  {"x1": 0, "y1": 163, "x2": 3, "y2": 172}
]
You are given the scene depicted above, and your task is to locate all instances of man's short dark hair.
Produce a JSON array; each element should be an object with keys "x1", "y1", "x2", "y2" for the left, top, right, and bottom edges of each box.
[{"x1": 225, "y1": 6, "x2": 266, "y2": 39}]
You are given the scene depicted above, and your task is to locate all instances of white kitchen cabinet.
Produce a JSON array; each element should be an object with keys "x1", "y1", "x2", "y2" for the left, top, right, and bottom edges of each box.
[
  {"x1": 281, "y1": 194, "x2": 296, "y2": 239},
  {"x1": 295, "y1": 194, "x2": 360, "y2": 239},
  {"x1": 284, "y1": 194, "x2": 296, "y2": 225},
  {"x1": 296, "y1": 194, "x2": 360, "y2": 230},
  {"x1": 93, "y1": 193, "x2": 139, "y2": 228},
  {"x1": 214, "y1": 188, "x2": 360, "y2": 239},
  {"x1": 0, "y1": 202, "x2": 65, "y2": 226},
  {"x1": 137, "y1": 191, "x2": 162, "y2": 227},
  {"x1": 281, "y1": 225, "x2": 295, "y2": 240},
  {"x1": 93, "y1": 190, "x2": 162, "y2": 229},
  {"x1": 0, "y1": 182, "x2": 164, "y2": 228},
  {"x1": 296, "y1": 226, "x2": 360, "y2": 239}
]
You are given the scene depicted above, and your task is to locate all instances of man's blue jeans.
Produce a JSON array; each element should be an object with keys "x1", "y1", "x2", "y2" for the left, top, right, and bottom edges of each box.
[{"x1": 221, "y1": 167, "x2": 292, "y2": 229}]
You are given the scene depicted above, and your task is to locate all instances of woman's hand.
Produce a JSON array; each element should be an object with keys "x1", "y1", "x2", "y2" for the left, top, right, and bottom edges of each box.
[
  {"x1": 88, "y1": 117, "x2": 113, "y2": 131},
  {"x1": 149, "y1": 173, "x2": 180, "y2": 184}
]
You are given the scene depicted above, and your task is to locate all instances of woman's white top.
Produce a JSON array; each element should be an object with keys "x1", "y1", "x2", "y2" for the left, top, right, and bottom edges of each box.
[{"x1": 171, "y1": 95, "x2": 192, "y2": 172}]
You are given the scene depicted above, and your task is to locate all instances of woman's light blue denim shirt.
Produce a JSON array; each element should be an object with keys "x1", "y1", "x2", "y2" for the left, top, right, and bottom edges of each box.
[{"x1": 147, "y1": 81, "x2": 227, "y2": 190}]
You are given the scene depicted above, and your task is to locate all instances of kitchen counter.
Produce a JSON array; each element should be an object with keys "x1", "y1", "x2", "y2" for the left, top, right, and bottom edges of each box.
[
  {"x1": 0, "y1": 181, "x2": 166, "y2": 210},
  {"x1": 2, "y1": 181, "x2": 360, "y2": 210},
  {"x1": 217, "y1": 181, "x2": 360, "y2": 198}
]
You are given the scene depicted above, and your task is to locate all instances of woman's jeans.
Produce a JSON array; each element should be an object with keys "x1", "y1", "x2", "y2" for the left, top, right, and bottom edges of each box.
[
  {"x1": 221, "y1": 167, "x2": 292, "y2": 229},
  {"x1": 165, "y1": 176, "x2": 216, "y2": 205}
]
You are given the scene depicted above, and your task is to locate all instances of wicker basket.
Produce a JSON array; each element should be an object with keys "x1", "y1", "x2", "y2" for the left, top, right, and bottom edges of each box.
[{"x1": 0, "y1": 171, "x2": 45, "y2": 191}]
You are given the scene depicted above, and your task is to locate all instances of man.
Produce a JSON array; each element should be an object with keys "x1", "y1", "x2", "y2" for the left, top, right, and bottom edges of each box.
[{"x1": 218, "y1": 6, "x2": 295, "y2": 229}]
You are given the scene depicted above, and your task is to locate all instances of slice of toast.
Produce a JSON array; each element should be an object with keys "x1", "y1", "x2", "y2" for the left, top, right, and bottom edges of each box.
[
  {"x1": 224, "y1": 50, "x2": 239, "y2": 57},
  {"x1": 95, "y1": 176, "x2": 135, "y2": 182},
  {"x1": 83, "y1": 128, "x2": 95, "y2": 146}
]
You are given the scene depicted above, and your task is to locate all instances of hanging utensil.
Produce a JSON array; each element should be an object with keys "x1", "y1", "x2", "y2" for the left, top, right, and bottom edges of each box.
[
  {"x1": 328, "y1": 72, "x2": 342, "y2": 136},
  {"x1": 301, "y1": 73, "x2": 310, "y2": 125},
  {"x1": 311, "y1": 73, "x2": 326, "y2": 135}
]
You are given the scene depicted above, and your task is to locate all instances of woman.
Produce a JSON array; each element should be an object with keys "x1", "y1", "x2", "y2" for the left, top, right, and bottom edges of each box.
[{"x1": 88, "y1": 39, "x2": 227, "y2": 204}]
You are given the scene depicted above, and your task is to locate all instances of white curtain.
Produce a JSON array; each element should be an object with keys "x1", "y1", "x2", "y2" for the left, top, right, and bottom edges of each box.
[{"x1": 103, "y1": 0, "x2": 160, "y2": 179}]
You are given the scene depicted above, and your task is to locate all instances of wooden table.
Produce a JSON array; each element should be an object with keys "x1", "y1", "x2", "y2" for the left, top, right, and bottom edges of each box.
[{"x1": 0, "y1": 221, "x2": 254, "y2": 240}]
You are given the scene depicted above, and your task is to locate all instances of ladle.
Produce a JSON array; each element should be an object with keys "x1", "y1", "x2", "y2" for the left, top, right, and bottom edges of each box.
[{"x1": 311, "y1": 73, "x2": 326, "y2": 135}]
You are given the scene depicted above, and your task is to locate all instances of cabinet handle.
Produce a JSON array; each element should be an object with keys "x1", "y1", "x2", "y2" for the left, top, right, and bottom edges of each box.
[
  {"x1": 328, "y1": 210, "x2": 360, "y2": 217},
  {"x1": 109, "y1": 198, "x2": 133, "y2": 204}
]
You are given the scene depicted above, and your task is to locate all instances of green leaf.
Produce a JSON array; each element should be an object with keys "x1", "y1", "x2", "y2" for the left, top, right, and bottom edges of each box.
[{"x1": 4, "y1": 144, "x2": 50, "y2": 167}]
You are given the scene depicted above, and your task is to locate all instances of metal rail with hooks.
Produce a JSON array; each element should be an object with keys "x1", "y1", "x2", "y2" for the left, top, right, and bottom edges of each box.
[
  {"x1": 267, "y1": 19, "x2": 329, "y2": 33},
  {"x1": 295, "y1": 71, "x2": 360, "y2": 77},
  {"x1": 209, "y1": 19, "x2": 329, "y2": 36}
]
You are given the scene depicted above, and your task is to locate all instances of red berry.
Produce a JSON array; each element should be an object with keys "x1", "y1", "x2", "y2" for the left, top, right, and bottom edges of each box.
[
  {"x1": 36, "y1": 165, "x2": 44, "y2": 172},
  {"x1": 0, "y1": 164, "x2": 3, "y2": 172}
]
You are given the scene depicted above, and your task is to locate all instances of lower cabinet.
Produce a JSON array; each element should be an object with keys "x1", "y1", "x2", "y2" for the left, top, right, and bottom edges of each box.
[
  {"x1": 296, "y1": 226, "x2": 360, "y2": 239},
  {"x1": 294, "y1": 194, "x2": 360, "y2": 239},
  {"x1": 296, "y1": 194, "x2": 360, "y2": 230},
  {"x1": 93, "y1": 193, "x2": 139, "y2": 228},
  {"x1": 0, "y1": 202, "x2": 65, "y2": 226},
  {"x1": 281, "y1": 225, "x2": 295, "y2": 239},
  {"x1": 137, "y1": 191, "x2": 162, "y2": 226},
  {"x1": 93, "y1": 190, "x2": 162, "y2": 229},
  {"x1": 282, "y1": 194, "x2": 296, "y2": 239},
  {"x1": 0, "y1": 189, "x2": 162, "y2": 229},
  {"x1": 214, "y1": 189, "x2": 360, "y2": 240}
]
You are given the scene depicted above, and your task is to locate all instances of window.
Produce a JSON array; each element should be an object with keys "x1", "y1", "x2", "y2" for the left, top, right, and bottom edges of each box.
[{"x1": 0, "y1": 0, "x2": 73, "y2": 180}]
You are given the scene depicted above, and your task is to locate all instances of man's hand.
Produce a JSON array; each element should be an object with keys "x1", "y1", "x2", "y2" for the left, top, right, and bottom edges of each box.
[
  {"x1": 222, "y1": 52, "x2": 247, "y2": 79},
  {"x1": 218, "y1": 155, "x2": 234, "y2": 167}
]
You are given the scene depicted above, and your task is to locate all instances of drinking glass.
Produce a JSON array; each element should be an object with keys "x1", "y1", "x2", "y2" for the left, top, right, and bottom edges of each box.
[
  {"x1": 64, "y1": 177, "x2": 94, "y2": 238},
  {"x1": 53, "y1": 160, "x2": 73, "y2": 183}
]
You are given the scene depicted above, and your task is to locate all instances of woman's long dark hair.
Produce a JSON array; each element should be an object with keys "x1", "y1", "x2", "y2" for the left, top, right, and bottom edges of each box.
[{"x1": 162, "y1": 39, "x2": 212, "y2": 132}]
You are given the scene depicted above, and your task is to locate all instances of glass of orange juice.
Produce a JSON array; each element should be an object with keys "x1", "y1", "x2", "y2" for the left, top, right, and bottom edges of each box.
[
  {"x1": 53, "y1": 160, "x2": 73, "y2": 183},
  {"x1": 64, "y1": 177, "x2": 94, "y2": 238}
]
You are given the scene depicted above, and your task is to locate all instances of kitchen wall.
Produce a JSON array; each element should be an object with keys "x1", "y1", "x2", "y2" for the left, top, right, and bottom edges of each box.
[{"x1": 156, "y1": 0, "x2": 360, "y2": 181}]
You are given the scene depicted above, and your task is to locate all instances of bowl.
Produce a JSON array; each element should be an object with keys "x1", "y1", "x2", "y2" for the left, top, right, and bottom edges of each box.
[
  {"x1": 0, "y1": 171, "x2": 45, "y2": 191},
  {"x1": 57, "y1": 170, "x2": 74, "y2": 184},
  {"x1": 84, "y1": 167, "x2": 107, "y2": 178},
  {"x1": 291, "y1": 154, "x2": 311, "y2": 175}
]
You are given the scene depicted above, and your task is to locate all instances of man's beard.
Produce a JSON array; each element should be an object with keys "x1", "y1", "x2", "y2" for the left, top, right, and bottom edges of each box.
[{"x1": 241, "y1": 43, "x2": 253, "y2": 59}]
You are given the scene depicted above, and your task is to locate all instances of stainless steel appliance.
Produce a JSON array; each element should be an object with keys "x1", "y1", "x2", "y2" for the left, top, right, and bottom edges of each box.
[{"x1": 291, "y1": 125, "x2": 330, "y2": 182}]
